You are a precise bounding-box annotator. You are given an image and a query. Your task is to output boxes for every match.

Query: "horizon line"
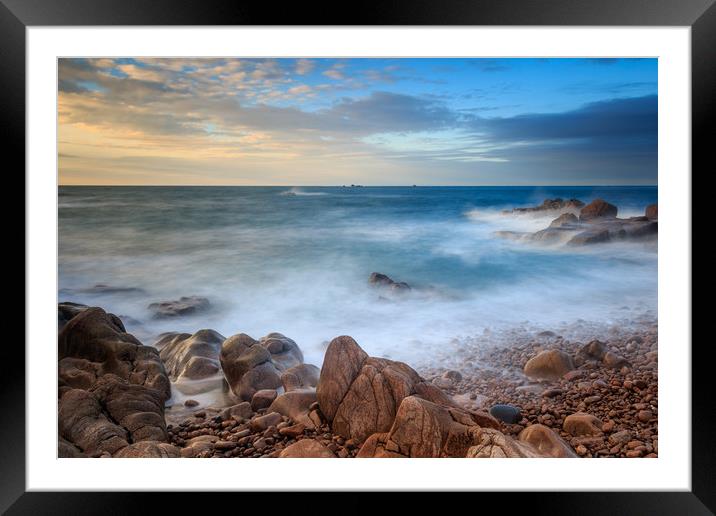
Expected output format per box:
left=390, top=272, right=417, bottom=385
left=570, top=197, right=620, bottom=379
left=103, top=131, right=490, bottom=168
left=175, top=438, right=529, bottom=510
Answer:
left=57, top=184, right=659, bottom=188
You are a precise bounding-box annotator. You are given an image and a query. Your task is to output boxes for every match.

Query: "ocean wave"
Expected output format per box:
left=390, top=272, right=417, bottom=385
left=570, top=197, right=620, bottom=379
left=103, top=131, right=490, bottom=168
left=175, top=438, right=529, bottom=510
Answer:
left=279, top=187, right=327, bottom=197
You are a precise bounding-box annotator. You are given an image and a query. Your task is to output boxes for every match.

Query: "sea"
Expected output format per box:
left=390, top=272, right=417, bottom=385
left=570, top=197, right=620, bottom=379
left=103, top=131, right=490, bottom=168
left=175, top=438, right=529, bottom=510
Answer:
left=58, top=185, right=657, bottom=367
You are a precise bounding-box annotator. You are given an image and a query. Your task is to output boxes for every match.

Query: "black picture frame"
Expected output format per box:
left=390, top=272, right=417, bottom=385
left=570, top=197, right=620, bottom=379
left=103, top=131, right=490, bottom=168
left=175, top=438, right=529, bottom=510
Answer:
left=4, top=0, right=708, bottom=512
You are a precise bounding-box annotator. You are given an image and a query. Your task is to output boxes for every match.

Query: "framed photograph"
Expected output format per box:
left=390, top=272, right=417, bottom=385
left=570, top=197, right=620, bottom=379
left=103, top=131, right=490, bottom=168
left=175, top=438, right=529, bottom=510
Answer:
left=8, top=0, right=708, bottom=511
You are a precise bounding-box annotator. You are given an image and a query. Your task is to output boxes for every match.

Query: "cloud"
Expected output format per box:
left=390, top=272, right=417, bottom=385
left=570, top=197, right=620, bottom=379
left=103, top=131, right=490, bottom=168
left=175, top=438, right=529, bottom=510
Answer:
left=57, top=58, right=657, bottom=185
left=295, top=59, right=315, bottom=75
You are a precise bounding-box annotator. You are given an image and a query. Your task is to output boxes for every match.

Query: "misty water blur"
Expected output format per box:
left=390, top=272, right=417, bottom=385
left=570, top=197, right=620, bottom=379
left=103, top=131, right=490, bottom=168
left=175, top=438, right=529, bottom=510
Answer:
left=58, top=186, right=657, bottom=367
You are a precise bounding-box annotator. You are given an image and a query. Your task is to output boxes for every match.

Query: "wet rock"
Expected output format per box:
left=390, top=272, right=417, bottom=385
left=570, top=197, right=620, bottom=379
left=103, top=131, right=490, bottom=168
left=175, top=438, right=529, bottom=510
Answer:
left=58, top=302, right=89, bottom=331
left=508, top=198, right=584, bottom=215
left=575, top=340, right=608, bottom=364
left=568, top=229, right=611, bottom=246
left=219, top=402, right=253, bottom=421
left=357, top=396, right=494, bottom=458
left=518, top=424, right=577, bottom=458
left=603, top=351, right=631, bottom=369
left=280, top=363, right=320, bottom=392
left=579, top=199, right=618, bottom=221
left=155, top=329, right=224, bottom=381
left=549, top=213, right=579, bottom=228
left=489, top=404, right=522, bottom=424
left=57, top=306, right=171, bottom=456
left=220, top=333, right=282, bottom=401
left=316, top=336, right=466, bottom=442
left=258, top=333, right=304, bottom=370
left=251, top=389, right=278, bottom=411
left=184, top=399, right=199, bottom=407
left=563, top=413, right=603, bottom=436
left=637, top=410, right=653, bottom=422
left=466, top=428, right=546, bottom=458
left=368, top=272, right=411, bottom=293
left=268, top=389, right=318, bottom=428
left=250, top=412, right=282, bottom=432
left=279, top=439, right=336, bottom=458
left=523, top=349, right=575, bottom=381
left=148, top=296, right=210, bottom=318
left=114, top=441, right=180, bottom=458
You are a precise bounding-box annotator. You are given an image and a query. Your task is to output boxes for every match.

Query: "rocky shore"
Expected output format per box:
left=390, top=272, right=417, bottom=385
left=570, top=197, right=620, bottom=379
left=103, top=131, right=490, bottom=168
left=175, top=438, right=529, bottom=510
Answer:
left=57, top=298, right=657, bottom=459
left=496, top=198, right=658, bottom=247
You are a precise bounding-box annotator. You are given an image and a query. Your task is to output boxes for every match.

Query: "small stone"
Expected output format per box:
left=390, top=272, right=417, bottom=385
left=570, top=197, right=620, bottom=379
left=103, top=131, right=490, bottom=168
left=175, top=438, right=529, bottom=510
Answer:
left=184, top=399, right=199, bottom=407
left=278, top=423, right=306, bottom=438
left=637, top=410, right=653, bottom=423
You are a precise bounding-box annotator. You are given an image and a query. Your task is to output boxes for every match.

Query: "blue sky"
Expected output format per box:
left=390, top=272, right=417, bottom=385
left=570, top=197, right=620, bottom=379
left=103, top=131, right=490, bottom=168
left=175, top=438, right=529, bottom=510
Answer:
left=58, top=58, right=657, bottom=185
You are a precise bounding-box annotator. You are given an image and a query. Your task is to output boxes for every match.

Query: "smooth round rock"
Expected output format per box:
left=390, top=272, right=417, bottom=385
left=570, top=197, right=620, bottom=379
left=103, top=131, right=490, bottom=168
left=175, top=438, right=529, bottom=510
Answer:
left=489, top=404, right=522, bottom=424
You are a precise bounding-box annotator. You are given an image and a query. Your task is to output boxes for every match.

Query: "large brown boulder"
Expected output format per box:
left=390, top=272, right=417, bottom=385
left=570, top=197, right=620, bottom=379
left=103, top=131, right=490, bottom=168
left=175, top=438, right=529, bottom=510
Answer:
left=58, top=389, right=129, bottom=456
left=257, top=333, right=304, bottom=370
left=549, top=213, right=579, bottom=228
left=645, top=204, right=658, bottom=220
left=155, top=329, right=224, bottom=381
left=518, top=424, right=577, bottom=457
left=316, top=336, right=467, bottom=442
left=114, top=441, right=181, bottom=458
left=579, top=199, right=618, bottom=221
left=523, top=349, right=575, bottom=381
left=57, top=306, right=172, bottom=458
left=58, top=302, right=89, bottom=331
left=220, top=332, right=304, bottom=401
left=281, top=363, right=320, bottom=392
left=357, top=396, right=500, bottom=458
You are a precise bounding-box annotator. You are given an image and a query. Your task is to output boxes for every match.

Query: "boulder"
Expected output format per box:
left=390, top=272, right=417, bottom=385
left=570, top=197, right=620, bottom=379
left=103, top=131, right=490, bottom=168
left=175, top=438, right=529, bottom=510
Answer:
left=258, top=333, right=304, bottom=370
left=563, top=413, right=603, bottom=436
left=510, top=198, right=584, bottom=215
left=58, top=389, right=129, bottom=456
left=268, top=389, right=318, bottom=428
left=58, top=437, right=86, bottom=458
left=549, top=213, right=579, bottom=228
left=575, top=340, right=608, bottom=365
left=220, top=333, right=283, bottom=400
left=279, top=439, right=336, bottom=458
left=219, top=402, right=253, bottom=421
left=368, top=272, right=411, bottom=293
left=249, top=411, right=283, bottom=432
left=281, top=363, right=320, bottom=392
left=645, top=204, right=658, bottom=220
left=155, top=329, right=224, bottom=381
left=466, top=428, right=546, bottom=458
left=114, top=441, right=181, bottom=458
left=568, top=228, right=611, bottom=246
left=147, top=296, right=210, bottom=318
left=58, top=302, right=89, bottom=331
left=251, top=389, right=279, bottom=411
left=57, top=306, right=172, bottom=457
left=579, top=199, right=618, bottom=221
left=316, top=336, right=466, bottom=442
left=518, top=424, right=577, bottom=457
left=523, top=349, right=575, bottom=381
left=356, top=396, right=498, bottom=458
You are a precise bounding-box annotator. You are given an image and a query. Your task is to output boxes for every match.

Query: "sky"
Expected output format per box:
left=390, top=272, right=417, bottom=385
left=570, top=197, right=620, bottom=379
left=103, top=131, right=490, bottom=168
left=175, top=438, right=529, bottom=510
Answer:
left=58, top=58, right=657, bottom=186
